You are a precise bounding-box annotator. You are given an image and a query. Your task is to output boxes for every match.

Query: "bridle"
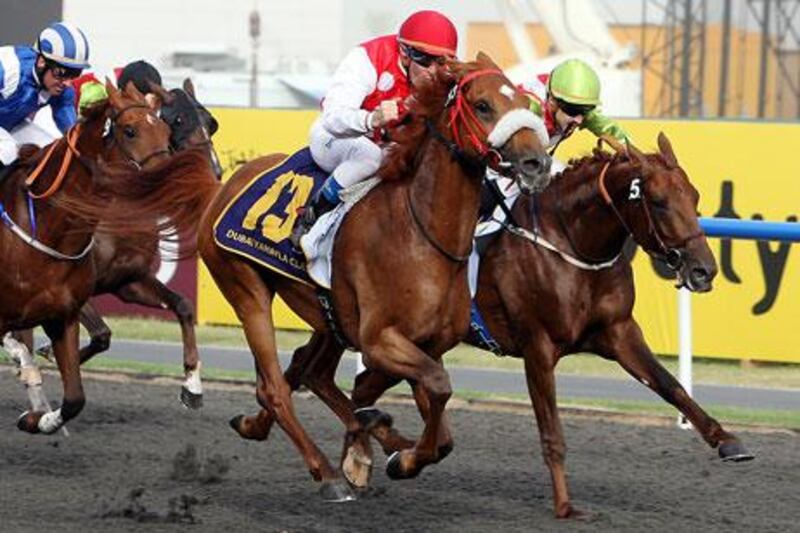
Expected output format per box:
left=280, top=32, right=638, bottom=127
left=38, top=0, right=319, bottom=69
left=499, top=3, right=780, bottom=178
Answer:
left=410, top=67, right=534, bottom=263
left=557, top=156, right=706, bottom=272
left=106, top=104, right=172, bottom=171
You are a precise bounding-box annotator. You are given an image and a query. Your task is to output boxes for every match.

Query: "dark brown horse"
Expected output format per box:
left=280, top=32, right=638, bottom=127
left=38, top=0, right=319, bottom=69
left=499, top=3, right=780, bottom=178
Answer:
left=346, top=134, right=753, bottom=518
left=0, top=81, right=171, bottom=433
left=197, top=54, right=551, bottom=500
left=27, top=79, right=221, bottom=409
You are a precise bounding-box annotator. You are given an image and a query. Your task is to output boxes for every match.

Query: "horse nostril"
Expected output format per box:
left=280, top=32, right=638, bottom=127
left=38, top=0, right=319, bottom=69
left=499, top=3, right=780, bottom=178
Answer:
left=691, top=267, right=709, bottom=284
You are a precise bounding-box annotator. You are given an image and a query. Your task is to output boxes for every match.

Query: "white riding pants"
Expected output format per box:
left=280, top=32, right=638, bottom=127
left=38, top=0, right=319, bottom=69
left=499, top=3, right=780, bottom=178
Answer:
left=308, top=118, right=382, bottom=188
left=0, top=120, right=59, bottom=166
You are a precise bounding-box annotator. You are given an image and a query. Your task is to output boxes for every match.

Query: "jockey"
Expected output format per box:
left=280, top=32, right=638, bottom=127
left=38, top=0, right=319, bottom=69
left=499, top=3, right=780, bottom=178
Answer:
left=291, top=10, right=458, bottom=244
left=521, top=58, right=630, bottom=153
left=483, top=58, right=631, bottom=221
left=0, top=22, right=90, bottom=167
left=73, top=60, right=163, bottom=112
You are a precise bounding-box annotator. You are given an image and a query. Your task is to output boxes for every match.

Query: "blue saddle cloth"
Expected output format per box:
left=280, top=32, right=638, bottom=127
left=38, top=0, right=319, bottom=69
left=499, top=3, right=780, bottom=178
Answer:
left=213, top=147, right=327, bottom=285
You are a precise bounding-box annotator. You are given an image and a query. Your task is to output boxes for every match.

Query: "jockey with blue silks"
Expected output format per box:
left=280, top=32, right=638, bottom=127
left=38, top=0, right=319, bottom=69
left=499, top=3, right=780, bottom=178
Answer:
left=291, top=10, right=459, bottom=244
left=0, top=22, right=90, bottom=167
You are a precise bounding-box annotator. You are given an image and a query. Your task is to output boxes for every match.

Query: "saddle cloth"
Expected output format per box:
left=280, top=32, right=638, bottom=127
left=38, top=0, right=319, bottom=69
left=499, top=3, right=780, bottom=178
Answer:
left=213, top=147, right=378, bottom=287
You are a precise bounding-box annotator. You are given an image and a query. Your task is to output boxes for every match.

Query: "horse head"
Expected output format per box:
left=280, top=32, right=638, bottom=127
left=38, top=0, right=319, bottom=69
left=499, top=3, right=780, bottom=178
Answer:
left=603, top=133, right=717, bottom=292
left=149, top=79, right=223, bottom=179
left=103, top=80, right=172, bottom=171
left=443, top=52, right=551, bottom=192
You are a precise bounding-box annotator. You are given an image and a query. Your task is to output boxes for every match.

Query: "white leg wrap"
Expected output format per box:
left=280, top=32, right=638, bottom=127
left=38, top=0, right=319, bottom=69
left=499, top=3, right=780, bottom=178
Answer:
left=183, top=363, right=203, bottom=395
left=38, top=408, right=64, bottom=434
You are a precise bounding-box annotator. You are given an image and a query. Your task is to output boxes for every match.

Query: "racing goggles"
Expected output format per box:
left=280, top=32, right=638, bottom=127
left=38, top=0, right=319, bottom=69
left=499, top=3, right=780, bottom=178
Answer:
left=555, top=98, right=596, bottom=118
left=402, top=45, right=445, bottom=68
left=47, top=62, right=83, bottom=81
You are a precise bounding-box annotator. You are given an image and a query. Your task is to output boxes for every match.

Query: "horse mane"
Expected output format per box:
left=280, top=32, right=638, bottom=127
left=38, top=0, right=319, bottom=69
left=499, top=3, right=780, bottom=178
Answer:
left=52, top=148, right=220, bottom=258
left=377, top=64, right=464, bottom=181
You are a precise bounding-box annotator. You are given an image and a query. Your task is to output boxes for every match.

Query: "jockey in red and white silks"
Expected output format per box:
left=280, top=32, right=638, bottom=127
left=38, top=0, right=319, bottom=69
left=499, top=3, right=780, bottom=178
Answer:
left=292, top=10, right=459, bottom=243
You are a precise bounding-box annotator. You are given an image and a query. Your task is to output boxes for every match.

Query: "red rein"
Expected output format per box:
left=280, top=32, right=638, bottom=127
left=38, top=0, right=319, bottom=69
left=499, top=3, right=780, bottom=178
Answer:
left=448, top=68, right=503, bottom=158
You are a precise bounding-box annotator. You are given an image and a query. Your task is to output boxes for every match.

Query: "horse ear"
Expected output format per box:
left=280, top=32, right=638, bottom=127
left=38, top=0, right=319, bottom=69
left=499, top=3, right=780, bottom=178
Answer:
left=124, top=81, right=146, bottom=102
left=183, top=78, right=196, bottom=98
left=105, top=79, right=122, bottom=108
left=476, top=51, right=499, bottom=70
left=144, top=93, right=161, bottom=112
left=148, top=81, right=175, bottom=105
left=657, top=131, right=679, bottom=168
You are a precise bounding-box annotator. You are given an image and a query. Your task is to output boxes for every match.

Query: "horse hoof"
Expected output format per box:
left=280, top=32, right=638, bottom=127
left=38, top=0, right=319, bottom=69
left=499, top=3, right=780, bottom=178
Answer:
left=385, top=451, right=418, bottom=480
left=180, top=387, right=203, bottom=410
left=35, top=345, right=54, bottom=362
left=719, top=440, right=755, bottom=462
left=319, top=479, right=357, bottom=503
left=16, top=411, right=41, bottom=434
left=354, top=407, right=393, bottom=431
left=342, top=446, right=373, bottom=488
left=556, top=503, right=591, bottom=521
left=229, top=414, right=270, bottom=441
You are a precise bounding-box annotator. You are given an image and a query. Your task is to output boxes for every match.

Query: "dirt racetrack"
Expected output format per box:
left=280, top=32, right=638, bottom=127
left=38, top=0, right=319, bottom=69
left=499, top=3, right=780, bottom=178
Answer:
left=0, top=368, right=797, bottom=532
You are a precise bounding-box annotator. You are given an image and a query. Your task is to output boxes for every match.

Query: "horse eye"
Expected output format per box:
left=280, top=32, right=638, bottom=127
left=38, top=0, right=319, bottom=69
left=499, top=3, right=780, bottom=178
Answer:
left=123, top=126, right=136, bottom=139
left=175, top=116, right=183, bottom=126
left=474, top=100, right=492, bottom=115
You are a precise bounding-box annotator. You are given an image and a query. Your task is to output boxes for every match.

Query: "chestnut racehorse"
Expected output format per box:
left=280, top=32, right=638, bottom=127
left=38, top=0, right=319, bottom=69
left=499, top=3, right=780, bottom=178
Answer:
left=346, top=134, right=754, bottom=517
left=0, top=82, right=171, bottom=434
left=197, top=54, right=551, bottom=500
left=27, top=80, right=221, bottom=409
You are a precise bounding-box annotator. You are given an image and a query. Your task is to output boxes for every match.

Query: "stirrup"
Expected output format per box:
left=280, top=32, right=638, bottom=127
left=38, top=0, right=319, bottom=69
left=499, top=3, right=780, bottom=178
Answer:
left=290, top=207, right=316, bottom=248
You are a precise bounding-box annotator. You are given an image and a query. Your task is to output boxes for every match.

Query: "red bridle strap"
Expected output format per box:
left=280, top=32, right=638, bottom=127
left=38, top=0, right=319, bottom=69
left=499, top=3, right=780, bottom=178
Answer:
left=448, top=68, right=503, bottom=158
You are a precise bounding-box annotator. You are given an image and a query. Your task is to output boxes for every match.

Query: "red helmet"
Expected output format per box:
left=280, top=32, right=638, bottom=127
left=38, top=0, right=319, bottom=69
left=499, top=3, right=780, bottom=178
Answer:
left=397, top=10, right=458, bottom=57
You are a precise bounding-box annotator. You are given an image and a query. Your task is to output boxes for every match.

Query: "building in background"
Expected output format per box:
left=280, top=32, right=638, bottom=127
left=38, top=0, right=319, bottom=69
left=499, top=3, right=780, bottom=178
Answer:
left=3, top=1, right=798, bottom=119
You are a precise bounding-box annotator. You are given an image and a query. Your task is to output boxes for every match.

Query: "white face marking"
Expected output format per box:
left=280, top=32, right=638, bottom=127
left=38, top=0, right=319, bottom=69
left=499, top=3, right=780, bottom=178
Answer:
left=499, top=84, right=515, bottom=101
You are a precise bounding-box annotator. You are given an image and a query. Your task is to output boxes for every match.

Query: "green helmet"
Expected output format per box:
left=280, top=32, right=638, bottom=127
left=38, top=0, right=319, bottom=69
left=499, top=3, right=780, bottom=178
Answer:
left=548, top=59, right=601, bottom=106
left=79, top=81, right=108, bottom=112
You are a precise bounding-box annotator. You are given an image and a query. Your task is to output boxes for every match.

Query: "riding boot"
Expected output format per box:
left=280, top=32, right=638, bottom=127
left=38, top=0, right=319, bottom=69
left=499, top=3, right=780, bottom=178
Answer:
left=290, top=189, right=339, bottom=247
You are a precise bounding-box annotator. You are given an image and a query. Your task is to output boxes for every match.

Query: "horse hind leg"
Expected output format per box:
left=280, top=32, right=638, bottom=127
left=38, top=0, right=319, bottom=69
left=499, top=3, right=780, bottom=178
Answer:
left=206, top=256, right=353, bottom=501
left=115, top=278, right=203, bottom=409
left=596, top=319, right=753, bottom=462
left=17, top=318, right=85, bottom=435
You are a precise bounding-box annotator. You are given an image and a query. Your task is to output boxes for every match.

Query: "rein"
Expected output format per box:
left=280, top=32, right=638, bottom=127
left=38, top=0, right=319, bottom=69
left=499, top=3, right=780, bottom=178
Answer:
left=406, top=188, right=471, bottom=263
left=24, top=124, right=82, bottom=200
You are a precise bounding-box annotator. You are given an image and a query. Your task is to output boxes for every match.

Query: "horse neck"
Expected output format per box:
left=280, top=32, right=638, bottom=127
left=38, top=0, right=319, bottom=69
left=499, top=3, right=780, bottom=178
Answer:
left=407, top=126, right=483, bottom=259
left=536, top=158, right=631, bottom=261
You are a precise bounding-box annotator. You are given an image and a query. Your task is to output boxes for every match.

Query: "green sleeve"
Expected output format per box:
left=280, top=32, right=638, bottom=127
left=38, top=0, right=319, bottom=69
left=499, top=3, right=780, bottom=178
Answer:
left=527, top=96, right=544, bottom=119
left=581, top=108, right=631, bottom=143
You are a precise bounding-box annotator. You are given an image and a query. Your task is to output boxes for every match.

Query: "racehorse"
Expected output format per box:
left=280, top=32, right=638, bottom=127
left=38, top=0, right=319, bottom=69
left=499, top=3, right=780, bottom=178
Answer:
left=0, top=81, right=217, bottom=435
left=345, top=134, right=754, bottom=518
left=197, top=54, right=551, bottom=500
left=27, top=79, right=221, bottom=409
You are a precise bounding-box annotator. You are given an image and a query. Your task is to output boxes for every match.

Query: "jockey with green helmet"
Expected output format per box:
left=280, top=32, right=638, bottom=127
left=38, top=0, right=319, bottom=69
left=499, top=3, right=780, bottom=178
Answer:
left=291, top=10, right=458, bottom=245
left=522, top=58, right=629, bottom=153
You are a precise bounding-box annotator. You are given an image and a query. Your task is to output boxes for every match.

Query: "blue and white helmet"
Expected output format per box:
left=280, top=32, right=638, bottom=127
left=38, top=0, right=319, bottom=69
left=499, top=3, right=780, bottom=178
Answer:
left=34, top=22, right=91, bottom=70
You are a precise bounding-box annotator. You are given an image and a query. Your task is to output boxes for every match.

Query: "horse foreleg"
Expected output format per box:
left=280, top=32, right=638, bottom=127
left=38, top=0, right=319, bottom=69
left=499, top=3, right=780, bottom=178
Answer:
left=17, top=317, right=84, bottom=435
left=361, top=327, right=452, bottom=480
left=351, top=369, right=415, bottom=455
left=4, top=332, right=57, bottom=416
left=115, top=278, right=203, bottom=409
left=522, top=341, right=580, bottom=519
left=595, top=319, right=753, bottom=461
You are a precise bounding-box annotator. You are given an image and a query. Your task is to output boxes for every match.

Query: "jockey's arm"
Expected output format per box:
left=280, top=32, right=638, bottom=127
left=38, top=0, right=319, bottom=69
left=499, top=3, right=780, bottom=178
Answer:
left=50, top=86, right=78, bottom=134
left=320, top=46, right=378, bottom=137
left=581, top=109, right=631, bottom=144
